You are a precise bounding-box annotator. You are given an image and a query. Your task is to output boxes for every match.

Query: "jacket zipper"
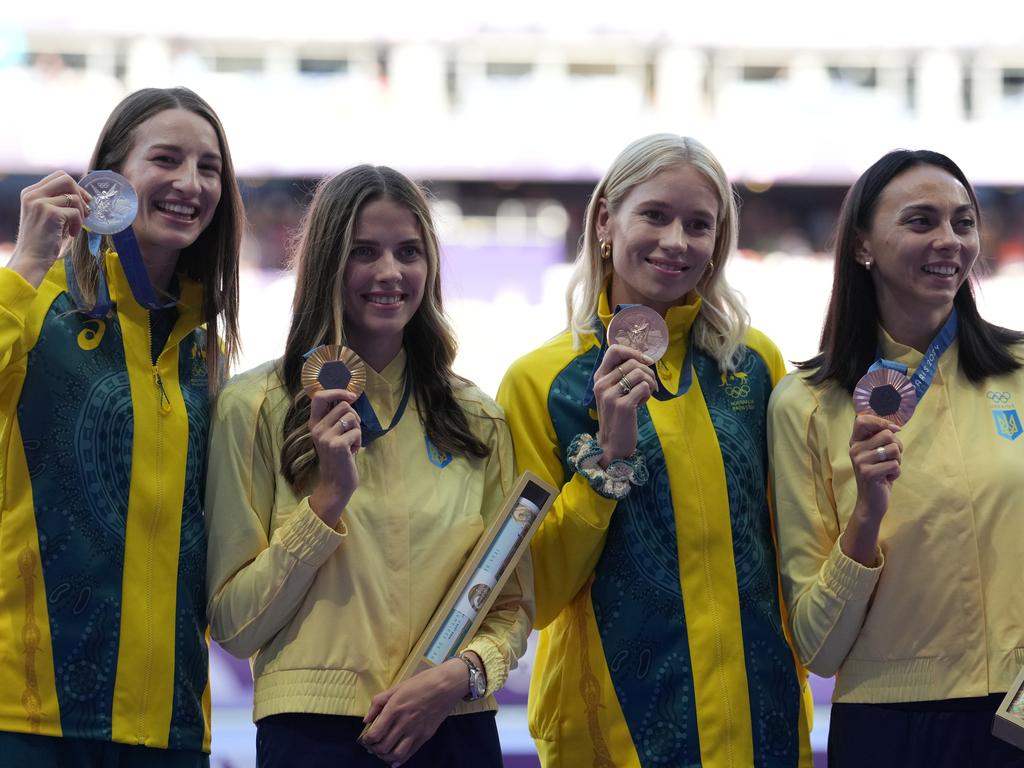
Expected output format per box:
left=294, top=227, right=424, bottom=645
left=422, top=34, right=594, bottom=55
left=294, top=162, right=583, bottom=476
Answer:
left=136, top=314, right=170, bottom=742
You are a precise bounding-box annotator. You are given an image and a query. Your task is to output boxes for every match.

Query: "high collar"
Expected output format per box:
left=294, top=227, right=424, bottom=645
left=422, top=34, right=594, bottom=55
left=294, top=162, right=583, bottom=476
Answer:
left=876, top=324, right=957, bottom=375
left=102, top=247, right=203, bottom=329
left=598, top=289, right=702, bottom=392
left=362, top=347, right=408, bottom=421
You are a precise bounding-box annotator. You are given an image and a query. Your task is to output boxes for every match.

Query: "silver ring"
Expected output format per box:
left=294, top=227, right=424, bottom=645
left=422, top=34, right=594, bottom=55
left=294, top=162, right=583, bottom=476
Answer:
left=618, top=375, right=632, bottom=396
left=876, top=445, right=887, bottom=462
left=64, top=193, right=74, bottom=208
left=340, top=417, right=351, bottom=431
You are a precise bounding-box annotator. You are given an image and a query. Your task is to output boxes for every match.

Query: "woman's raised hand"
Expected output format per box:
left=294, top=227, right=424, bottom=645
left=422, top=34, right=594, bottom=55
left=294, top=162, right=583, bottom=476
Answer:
left=592, top=344, right=659, bottom=465
left=8, top=172, right=91, bottom=288
left=841, top=413, right=903, bottom=566
left=307, top=388, right=362, bottom=527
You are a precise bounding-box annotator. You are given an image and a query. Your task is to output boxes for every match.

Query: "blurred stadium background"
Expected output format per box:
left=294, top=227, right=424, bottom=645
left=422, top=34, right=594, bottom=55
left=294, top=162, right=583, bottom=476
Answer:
left=3, top=3, right=1023, bottom=766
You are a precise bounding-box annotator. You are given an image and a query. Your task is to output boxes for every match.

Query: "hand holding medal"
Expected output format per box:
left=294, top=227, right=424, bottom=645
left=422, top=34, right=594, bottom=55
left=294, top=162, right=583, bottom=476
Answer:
left=65, top=169, right=177, bottom=316
left=6, top=171, right=91, bottom=289
left=591, top=306, right=662, bottom=463
left=303, top=345, right=367, bottom=526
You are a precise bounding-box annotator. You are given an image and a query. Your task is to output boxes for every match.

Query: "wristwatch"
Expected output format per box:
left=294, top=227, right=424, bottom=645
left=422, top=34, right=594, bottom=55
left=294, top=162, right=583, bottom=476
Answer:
left=455, top=652, right=486, bottom=701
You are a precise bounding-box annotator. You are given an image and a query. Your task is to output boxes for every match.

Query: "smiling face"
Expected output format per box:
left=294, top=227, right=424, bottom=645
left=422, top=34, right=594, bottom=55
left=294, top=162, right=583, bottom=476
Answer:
left=341, top=197, right=429, bottom=368
left=857, top=163, right=979, bottom=328
left=597, top=164, right=720, bottom=315
left=117, top=108, right=223, bottom=264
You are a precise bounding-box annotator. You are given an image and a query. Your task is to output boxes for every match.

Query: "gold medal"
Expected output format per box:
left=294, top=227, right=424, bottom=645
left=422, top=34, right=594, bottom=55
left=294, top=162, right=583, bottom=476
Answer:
left=301, top=345, right=367, bottom=398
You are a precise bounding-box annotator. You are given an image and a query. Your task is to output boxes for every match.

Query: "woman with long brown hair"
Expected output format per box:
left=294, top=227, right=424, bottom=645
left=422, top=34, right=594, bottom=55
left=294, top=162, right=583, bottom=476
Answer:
left=205, top=165, right=533, bottom=767
left=0, top=86, right=243, bottom=766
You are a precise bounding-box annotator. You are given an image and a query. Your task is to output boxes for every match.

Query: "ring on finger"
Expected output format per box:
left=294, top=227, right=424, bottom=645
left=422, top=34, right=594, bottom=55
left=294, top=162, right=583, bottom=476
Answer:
left=64, top=193, right=74, bottom=208
left=339, top=417, right=351, bottom=431
left=876, top=445, right=887, bottom=462
left=618, top=373, right=632, bottom=396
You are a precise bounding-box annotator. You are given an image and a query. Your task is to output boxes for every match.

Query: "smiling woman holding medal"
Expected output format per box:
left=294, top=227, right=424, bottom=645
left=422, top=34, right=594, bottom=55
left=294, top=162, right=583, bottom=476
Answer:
left=496, top=134, right=812, bottom=767
left=769, top=150, right=1024, bottom=767
left=0, top=87, right=243, bottom=767
left=204, top=165, right=533, bottom=768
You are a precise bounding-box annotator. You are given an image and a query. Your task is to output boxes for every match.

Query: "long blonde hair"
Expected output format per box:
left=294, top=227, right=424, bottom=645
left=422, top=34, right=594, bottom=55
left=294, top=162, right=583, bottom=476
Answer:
left=567, top=133, right=749, bottom=372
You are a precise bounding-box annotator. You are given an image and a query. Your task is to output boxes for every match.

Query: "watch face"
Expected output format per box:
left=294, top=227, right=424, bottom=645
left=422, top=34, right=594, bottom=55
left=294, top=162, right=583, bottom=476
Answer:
left=459, top=653, right=486, bottom=700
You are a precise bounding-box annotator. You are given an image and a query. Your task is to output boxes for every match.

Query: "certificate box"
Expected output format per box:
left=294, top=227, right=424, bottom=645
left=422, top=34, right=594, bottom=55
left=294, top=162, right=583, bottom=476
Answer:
left=994, top=666, right=1024, bottom=751
left=391, top=470, right=556, bottom=685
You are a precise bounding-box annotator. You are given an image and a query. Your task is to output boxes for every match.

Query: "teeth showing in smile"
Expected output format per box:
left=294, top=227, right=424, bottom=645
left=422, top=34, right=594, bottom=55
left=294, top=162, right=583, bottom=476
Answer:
left=648, top=259, right=684, bottom=273
left=155, top=201, right=197, bottom=218
left=923, top=264, right=957, bottom=276
left=367, top=295, right=402, bottom=305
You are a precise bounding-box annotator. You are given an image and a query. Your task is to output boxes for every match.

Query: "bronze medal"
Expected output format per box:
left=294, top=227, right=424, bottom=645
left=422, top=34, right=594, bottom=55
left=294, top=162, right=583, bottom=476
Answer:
left=853, top=367, right=918, bottom=426
left=607, top=305, right=669, bottom=362
left=301, top=345, right=367, bottom=398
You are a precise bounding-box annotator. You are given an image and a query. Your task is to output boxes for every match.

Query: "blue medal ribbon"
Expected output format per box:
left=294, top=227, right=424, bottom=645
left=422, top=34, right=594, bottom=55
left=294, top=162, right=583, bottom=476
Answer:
left=354, top=375, right=412, bottom=447
left=65, top=176, right=176, bottom=315
left=583, top=304, right=694, bottom=406
left=868, top=309, right=958, bottom=401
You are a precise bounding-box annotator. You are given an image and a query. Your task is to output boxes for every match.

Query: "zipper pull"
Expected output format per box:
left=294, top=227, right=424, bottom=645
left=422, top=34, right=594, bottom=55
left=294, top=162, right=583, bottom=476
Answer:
left=154, top=371, right=172, bottom=413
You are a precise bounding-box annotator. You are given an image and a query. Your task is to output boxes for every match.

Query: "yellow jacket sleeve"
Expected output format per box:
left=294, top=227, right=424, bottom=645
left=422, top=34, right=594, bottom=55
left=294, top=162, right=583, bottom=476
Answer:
left=767, top=373, right=884, bottom=677
left=497, top=350, right=617, bottom=630
left=0, top=267, right=40, bottom=370
left=463, top=409, right=535, bottom=696
left=205, top=372, right=345, bottom=659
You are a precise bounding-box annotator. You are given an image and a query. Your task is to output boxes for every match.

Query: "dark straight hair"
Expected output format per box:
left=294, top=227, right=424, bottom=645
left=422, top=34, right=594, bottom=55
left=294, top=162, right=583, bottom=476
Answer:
left=800, top=149, right=1023, bottom=392
left=67, top=87, right=244, bottom=390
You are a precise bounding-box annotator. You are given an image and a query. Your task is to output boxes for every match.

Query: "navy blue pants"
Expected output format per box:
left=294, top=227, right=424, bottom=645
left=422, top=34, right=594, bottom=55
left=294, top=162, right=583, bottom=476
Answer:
left=829, top=694, right=1024, bottom=768
left=256, top=711, right=503, bottom=768
left=0, top=731, right=208, bottom=768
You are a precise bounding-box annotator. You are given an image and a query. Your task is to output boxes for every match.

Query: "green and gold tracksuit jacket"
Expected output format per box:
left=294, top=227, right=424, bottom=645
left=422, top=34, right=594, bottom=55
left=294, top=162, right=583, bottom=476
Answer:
left=497, top=293, right=812, bottom=768
left=0, top=253, right=211, bottom=752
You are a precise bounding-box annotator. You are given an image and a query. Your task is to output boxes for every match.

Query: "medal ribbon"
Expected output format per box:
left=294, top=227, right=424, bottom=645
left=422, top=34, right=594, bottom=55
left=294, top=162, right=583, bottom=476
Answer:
left=583, top=304, right=694, bottom=406
left=65, top=180, right=175, bottom=315
left=354, top=375, right=412, bottom=447
left=868, top=309, right=958, bottom=401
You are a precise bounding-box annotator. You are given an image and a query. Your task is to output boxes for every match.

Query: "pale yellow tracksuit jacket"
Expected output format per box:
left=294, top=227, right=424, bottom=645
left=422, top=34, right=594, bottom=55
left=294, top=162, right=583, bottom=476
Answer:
left=205, top=350, right=534, bottom=721
left=769, top=332, right=1024, bottom=703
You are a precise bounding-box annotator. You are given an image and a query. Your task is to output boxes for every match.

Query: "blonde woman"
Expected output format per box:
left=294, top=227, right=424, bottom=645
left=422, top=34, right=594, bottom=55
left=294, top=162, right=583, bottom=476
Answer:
left=205, top=165, right=533, bottom=768
left=497, top=134, right=811, bottom=767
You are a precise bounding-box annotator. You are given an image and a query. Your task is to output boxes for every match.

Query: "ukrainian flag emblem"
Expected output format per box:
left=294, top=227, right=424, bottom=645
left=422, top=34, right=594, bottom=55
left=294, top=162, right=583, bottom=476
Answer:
left=425, top=435, right=453, bottom=468
left=994, top=409, right=1022, bottom=441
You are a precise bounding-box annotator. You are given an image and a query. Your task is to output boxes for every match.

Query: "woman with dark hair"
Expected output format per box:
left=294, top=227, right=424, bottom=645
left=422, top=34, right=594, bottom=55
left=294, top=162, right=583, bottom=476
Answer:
left=498, top=134, right=812, bottom=767
left=205, top=165, right=533, bottom=768
left=0, top=87, right=243, bottom=766
left=769, top=149, right=1024, bottom=767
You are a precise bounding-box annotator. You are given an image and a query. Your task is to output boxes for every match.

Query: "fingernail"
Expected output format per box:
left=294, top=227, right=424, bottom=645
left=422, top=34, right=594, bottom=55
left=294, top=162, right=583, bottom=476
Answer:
left=641, top=354, right=655, bottom=365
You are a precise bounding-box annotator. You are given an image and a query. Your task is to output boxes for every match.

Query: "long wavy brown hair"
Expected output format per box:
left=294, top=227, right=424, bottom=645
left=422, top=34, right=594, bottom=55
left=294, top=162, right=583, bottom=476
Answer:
left=279, top=165, right=489, bottom=488
left=66, top=87, right=244, bottom=389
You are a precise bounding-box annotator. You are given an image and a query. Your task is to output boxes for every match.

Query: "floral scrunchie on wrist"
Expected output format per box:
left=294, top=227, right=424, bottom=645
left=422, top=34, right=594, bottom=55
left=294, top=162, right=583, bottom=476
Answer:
left=567, top=433, right=649, bottom=500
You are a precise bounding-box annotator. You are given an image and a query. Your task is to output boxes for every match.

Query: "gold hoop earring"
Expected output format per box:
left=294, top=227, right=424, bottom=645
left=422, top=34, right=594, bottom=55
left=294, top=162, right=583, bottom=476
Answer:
left=600, top=240, right=612, bottom=260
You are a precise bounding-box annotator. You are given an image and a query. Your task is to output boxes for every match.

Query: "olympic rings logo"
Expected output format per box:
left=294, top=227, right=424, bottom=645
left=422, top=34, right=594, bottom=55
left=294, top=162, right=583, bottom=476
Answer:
left=725, top=385, right=751, bottom=398
left=987, top=391, right=1012, bottom=404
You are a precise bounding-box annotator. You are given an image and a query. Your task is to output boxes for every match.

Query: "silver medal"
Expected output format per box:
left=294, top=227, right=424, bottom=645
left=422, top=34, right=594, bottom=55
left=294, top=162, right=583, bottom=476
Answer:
left=81, top=170, right=138, bottom=235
